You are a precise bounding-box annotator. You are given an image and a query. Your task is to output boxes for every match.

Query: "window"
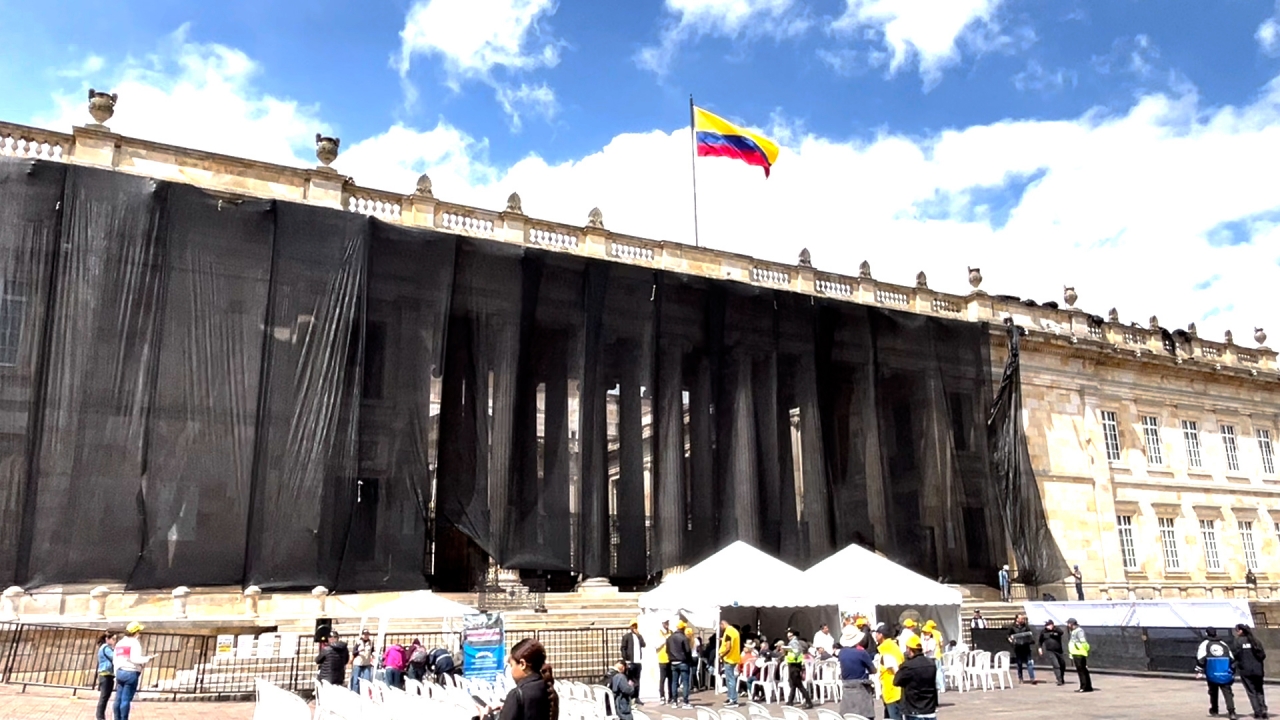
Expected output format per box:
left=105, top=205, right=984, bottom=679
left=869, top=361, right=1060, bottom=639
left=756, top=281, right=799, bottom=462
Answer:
left=1199, top=519, right=1221, bottom=571
left=1182, top=420, right=1203, bottom=469
left=1240, top=521, right=1260, bottom=571
left=0, top=281, right=25, bottom=367
left=1117, top=515, right=1138, bottom=570
left=1260, top=429, right=1276, bottom=476
left=1142, top=416, right=1164, bottom=465
left=1158, top=517, right=1181, bottom=571
left=1101, top=411, right=1122, bottom=462
left=1221, top=425, right=1240, bottom=473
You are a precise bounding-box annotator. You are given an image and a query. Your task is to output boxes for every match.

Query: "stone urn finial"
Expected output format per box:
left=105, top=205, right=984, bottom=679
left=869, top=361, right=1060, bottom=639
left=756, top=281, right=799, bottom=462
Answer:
left=1149, top=315, right=1159, bottom=330
left=915, top=271, right=928, bottom=289
left=505, top=192, right=523, bottom=214
left=414, top=174, right=433, bottom=198
left=314, top=133, right=340, bottom=167
left=1255, top=327, right=1267, bottom=346
left=87, top=89, right=117, bottom=126
left=587, top=207, right=604, bottom=229
left=1063, top=286, right=1078, bottom=308
left=798, top=248, right=812, bottom=267
left=1188, top=322, right=1198, bottom=338
left=968, top=267, right=982, bottom=290
left=1225, top=329, right=1234, bottom=345
left=858, top=260, right=872, bottom=279
left=1107, top=308, right=1119, bottom=323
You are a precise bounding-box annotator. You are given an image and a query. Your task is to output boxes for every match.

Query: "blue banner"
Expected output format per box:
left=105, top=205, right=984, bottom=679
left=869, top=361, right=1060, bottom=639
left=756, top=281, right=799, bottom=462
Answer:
left=463, top=612, right=505, bottom=681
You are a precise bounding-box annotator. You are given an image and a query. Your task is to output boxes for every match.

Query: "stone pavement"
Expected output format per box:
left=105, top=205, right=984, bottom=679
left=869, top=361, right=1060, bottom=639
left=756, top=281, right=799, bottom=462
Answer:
left=0, top=674, right=1242, bottom=720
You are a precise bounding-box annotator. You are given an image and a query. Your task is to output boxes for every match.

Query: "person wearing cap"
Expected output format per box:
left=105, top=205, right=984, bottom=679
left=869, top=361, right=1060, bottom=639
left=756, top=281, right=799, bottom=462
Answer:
left=317, top=630, right=350, bottom=689
left=874, top=623, right=906, bottom=720
left=1066, top=618, right=1094, bottom=693
left=620, top=620, right=646, bottom=705
left=784, top=629, right=814, bottom=709
left=1038, top=620, right=1066, bottom=686
left=1198, top=627, right=1239, bottom=718
left=838, top=625, right=876, bottom=718
left=113, top=622, right=152, bottom=720
left=921, top=620, right=945, bottom=694
left=898, top=618, right=920, bottom=654
left=853, top=616, right=874, bottom=652
left=351, top=629, right=375, bottom=692
left=894, top=634, right=939, bottom=720
left=666, top=620, right=693, bottom=708
left=657, top=620, right=672, bottom=705
left=719, top=619, right=742, bottom=708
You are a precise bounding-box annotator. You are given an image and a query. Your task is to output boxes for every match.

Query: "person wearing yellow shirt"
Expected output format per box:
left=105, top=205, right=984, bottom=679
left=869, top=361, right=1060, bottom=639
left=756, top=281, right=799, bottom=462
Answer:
left=657, top=620, right=672, bottom=705
left=874, top=623, right=906, bottom=720
left=922, top=620, right=946, bottom=695
left=718, top=620, right=742, bottom=708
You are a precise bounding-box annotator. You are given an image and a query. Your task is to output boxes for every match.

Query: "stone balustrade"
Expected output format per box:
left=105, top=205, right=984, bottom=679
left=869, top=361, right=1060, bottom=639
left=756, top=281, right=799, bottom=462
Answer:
left=0, top=117, right=1274, bottom=380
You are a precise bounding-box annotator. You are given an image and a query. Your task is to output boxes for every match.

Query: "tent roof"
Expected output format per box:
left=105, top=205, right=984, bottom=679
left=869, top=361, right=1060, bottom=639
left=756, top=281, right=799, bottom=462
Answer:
left=639, top=541, right=836, bottom=610
left=361, top=590, right=478, bottom=620
left=804, top=543, right=963, bottom=607
left=1025, top=600, right=1253, bottom=629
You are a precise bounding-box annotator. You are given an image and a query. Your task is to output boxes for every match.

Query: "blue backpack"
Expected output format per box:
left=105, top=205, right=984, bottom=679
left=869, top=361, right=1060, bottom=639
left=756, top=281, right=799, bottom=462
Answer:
left=1204, top=640, right=1234, bottom=685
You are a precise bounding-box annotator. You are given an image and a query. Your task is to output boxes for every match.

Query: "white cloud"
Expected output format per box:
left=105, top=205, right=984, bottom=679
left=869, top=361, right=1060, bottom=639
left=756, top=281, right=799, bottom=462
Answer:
left=1259, top=16, right=1280, bottom=57
left=829, top=0, right=1014, bottom=86
left=1013, top=60, right=1077, bottom=93
left=26, top=30, right=1280, bottom=342
left=638, top=0, right=810, bottom=75
left=397, top=0, right=561, bottom=128
left=55, top=54, right=105, bottom=78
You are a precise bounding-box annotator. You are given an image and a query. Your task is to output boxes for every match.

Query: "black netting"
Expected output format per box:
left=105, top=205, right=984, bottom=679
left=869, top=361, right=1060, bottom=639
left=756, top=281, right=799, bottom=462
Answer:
left=0, top=157, right=1065, bottom=591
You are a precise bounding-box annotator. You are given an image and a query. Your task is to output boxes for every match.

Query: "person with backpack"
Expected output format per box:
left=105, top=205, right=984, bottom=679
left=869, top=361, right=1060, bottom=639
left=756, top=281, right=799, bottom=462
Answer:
left=407, top=639, right=429, bottom=682
left=1233, top=624, right=1268, bottom=719
left=94, top=631, right=117, bottom=720
left=1198, top=627, right=1239, bottom=719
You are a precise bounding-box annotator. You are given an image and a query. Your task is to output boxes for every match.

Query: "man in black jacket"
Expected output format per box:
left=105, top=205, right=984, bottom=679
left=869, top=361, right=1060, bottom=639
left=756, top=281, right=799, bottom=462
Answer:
left=1038, top=620, right=1067, bottom=686
left=315, top=631, right=350, bottom=687
left=1007, top=614, right=1037, bottom=684
left=666, top=623, right=693, bottom=708
left=894, top=635, right=938, bottom=720
left=621, top=621, right=646, bottom=705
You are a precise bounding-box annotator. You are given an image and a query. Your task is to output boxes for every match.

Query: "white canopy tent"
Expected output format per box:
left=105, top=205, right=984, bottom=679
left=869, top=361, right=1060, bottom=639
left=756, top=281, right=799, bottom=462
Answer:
left=638, top=542, right=840, bottom=702
left=804, top=543, right=964, bottom=646
left=1024, top=600, right=1254, bottom=629
left=358, top=590, right=479, bottom=652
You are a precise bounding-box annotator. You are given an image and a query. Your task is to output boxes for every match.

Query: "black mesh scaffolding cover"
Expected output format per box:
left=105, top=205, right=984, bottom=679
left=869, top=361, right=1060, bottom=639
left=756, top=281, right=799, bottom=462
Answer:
left=0, top=157, right=1066, bottom=590
left=988, top=322, right=1071, bottom=585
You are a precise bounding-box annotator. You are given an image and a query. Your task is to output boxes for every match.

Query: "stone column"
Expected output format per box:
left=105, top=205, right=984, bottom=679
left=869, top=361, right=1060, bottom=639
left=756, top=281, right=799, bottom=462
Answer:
left=90, top=587, right=111, bottom=620
left=172, top=586, right=191, bottom=619
left=243, top=586, right=262, bottom=618
left=1, top=586, right=23, bottom=621
left=312, top=586, right=329, bottom=614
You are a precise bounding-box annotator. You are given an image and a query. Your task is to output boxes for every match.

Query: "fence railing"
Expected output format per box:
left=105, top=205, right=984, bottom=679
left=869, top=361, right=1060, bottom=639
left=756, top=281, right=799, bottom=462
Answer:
left=1, top=621, right=628, bottom=696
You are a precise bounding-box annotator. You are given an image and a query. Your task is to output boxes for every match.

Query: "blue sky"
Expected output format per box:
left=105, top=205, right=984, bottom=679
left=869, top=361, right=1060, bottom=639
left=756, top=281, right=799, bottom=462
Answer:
left=4, top=0, right=1280, bottom=337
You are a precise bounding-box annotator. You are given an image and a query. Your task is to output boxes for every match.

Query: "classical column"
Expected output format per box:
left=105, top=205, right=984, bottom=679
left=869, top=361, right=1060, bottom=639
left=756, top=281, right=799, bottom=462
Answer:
left=654, top=342, right=686, bottom=570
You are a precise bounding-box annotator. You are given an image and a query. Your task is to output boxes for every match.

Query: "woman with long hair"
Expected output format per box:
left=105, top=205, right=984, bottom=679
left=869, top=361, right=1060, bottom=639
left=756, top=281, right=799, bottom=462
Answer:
left=94, top=631, right=118, bottom=720
left=1233, top=624, right=1269, bottom=719
left=499, top=638, right=559, bottom=720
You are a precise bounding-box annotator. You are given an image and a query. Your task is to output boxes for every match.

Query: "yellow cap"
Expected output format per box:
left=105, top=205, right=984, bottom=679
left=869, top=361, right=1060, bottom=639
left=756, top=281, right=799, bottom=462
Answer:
left=906, top=635, right=923, bottom=650
left=126, top=621, right=145, bottom=635
left=629, top=619, right=638, bottom=627
left=903, top=619, right=917, bottom=628
left=677, top=621, right=688, bottom=630
left=855, top=616, right=868, bottom=627
left=923, top=620, right=936, bottom=630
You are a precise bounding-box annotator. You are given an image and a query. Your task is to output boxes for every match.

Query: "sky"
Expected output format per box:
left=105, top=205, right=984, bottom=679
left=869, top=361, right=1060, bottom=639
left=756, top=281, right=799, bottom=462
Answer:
left=3, top=0, right=1280, bottom=341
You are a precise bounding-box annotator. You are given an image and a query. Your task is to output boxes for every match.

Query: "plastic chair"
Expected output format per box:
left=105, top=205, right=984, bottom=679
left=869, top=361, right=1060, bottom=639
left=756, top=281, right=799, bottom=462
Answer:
left=719, top=710, right=749, bottom=720
left=816, top=709, right=843, bottom=720
left=744, top=701, right=771, bottom=718
left=964, top=651, right=992, bottom=692
left=781, top=707, right=809, bottom=720
left=634, top=709, right=655, bottom=720
left=842, top=715, right=872, bottom=720
left=750, top=661, right=781, bottom=704
left=812, top=660, right=841, bottom=704
left=697, top=707, right=721, bottom=720
left=991, top=651, right=1013, bottom=690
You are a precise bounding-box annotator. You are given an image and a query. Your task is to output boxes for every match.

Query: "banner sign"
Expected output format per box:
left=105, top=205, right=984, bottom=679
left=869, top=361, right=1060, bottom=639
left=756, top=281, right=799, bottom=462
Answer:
left=216, top=635, right=235, bottom=658
left=462, top=612, right=505, bottom=681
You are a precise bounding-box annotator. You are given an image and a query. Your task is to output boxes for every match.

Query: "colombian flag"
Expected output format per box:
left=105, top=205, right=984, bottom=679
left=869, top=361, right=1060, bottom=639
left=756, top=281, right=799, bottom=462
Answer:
left=693, top=106, right=780, bottom=178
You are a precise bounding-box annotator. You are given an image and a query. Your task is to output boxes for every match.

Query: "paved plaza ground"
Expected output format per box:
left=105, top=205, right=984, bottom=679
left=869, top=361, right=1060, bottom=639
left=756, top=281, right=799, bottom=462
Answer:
left=0, top=674, right=1256, bottom=720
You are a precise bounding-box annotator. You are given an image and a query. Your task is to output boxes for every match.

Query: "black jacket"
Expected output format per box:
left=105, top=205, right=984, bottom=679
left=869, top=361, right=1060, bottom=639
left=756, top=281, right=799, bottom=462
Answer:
left=666, top=631, right=692, bottom=664
left=893, top=654, right=939, bottom=716
left=1235, top=636, right=1267, bottom=678
left=499, top=674, right=554, bottom=720
left=1038, top=627, right=1064, bottom=654
left=621, top=631, right=646, bottom=663
left=315, top=641, right=349, bottom=685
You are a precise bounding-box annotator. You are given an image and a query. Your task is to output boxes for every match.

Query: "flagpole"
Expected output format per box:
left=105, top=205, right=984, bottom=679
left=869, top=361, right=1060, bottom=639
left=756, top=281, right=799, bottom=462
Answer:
left=688, top=94, right=701, bottom=248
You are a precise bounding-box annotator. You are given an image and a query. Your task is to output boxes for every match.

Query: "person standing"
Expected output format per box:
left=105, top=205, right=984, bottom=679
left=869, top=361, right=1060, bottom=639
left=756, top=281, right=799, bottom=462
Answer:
left=407, top=639, right=429, bottom=682
left=113, top=622, right=152, bottom=720
left=1066, top=618, right=1094, bottom=693
left=666, top=622, right=693, bottom=708
left=1007, top=614, right=1037, bottom=684
left=921, top=620, right=945, bottom=695
left=382, top=641, right=407, bottom=690
left=350, top=630, right=374, bottom=692
left=1073, top=566, right=1085, bottom=601
left=1198, top=628, right=1239, bottom=719
left=499, top=639, right=558, bottom=720
left=657, top=620, right=672, bottom=705
left=874, top=623, right=906, bottom=720
left=609, top=660, right=636, bottom=720
left=784, top=629, right=814, bottom=710
left=893, top=636, right=938, bottom=720
left=837, top=626, right=876, bottom=719
left=719, top=619, right=742, bottom=709
left=970, top=610, right=987, bottom=630
left=998, top=565, right=1012, bottom=603
left=1038, top=620, right=1067, bottom=686
left=316, top=631, right=350, bottom=688
left=95, top=632, right=117, bottom=720
left=813, top=623, right=835, bottom=657
left=1232, top=624, right=1268, bottom=719
left=620, top=620, right=646, bottom=705
left=898, top=619, right=920, bottom=653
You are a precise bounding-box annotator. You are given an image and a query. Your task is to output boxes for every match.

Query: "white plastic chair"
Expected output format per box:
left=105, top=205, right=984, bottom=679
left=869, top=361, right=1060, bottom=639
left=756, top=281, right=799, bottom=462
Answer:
left=750, top=661, right=781, bottom=704
left=816, top=709, right=843, bottom=720
left=991, top=651, right=1013, bottom=690
left=634, top=709, right=655, bottom=720
left=697, top=707, right=721, bottom=720
left=744, top=701, right=771, bottom=718
left=945, top=650, right=969, bottom=692
left=964, top=651, right=992, bottom=692
left=720, top=710, right=749, bottom=720
left=842, top=715, right=872, bottom=720
left=781, top=706, right=809, bottom=720
left=253, top=679, right=311, bottom=720
left=813, top=660, right=842, bottom=704
left=591, top=684, right=617, bottom=720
